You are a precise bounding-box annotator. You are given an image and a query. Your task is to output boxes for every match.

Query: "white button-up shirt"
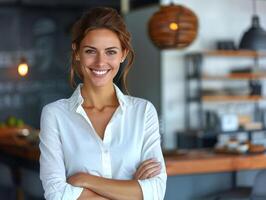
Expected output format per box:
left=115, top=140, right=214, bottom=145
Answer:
left=39, top=84, right=167, bottom=200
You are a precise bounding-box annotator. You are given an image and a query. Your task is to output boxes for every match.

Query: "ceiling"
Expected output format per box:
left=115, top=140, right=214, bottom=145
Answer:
left=0, top=0, right=159, bottom=10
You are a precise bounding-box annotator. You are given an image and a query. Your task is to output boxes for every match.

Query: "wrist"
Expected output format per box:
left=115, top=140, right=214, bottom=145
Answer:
left=83, top=173, right=93, bottom=189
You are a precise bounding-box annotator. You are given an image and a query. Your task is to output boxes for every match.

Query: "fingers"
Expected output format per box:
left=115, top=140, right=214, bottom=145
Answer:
left=138, top=160, right=161, bottom=179
left=137, top=159, right=157, bottom=173
left=146, top=165, right=161, bottom=178
left=134, top=159, right=162, bottom=180
left=138, top=162, right=161, bottom=180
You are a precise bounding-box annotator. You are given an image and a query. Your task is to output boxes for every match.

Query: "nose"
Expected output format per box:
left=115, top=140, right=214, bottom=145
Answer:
left=95, top=53, right=106, bottom=67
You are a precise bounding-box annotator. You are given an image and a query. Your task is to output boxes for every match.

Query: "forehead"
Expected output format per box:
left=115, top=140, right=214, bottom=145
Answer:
left=81, top=28, right=122, bottom=48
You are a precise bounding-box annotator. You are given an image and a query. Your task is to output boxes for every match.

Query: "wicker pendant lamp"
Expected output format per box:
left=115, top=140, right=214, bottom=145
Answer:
left=148, top=3, right=198, bottom=49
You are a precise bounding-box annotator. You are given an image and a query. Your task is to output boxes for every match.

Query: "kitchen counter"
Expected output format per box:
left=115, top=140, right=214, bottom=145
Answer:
left=1, top=138, right=266, bottom=177
left=165, top=149, right=266, bottom=176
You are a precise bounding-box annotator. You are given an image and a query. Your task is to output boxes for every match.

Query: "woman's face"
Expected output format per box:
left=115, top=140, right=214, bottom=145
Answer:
left=76, top=28, right=126, bottom=88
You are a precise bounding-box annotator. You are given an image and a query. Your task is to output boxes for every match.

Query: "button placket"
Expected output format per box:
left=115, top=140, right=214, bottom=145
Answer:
left=101, top=108, right=117, bottom=178
left=102, top=146, right=112, bottom=178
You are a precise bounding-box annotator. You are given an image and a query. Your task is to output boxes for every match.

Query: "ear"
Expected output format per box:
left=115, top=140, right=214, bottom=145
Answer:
left=121, top=49, right=129, bottom=63
left=72, top=43, right=80, bottom=61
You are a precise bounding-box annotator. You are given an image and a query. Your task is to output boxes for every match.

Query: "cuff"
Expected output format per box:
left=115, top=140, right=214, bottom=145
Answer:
left=137, top=179, right=151, bottom=200
left=62, top=184, right=84, bottom=200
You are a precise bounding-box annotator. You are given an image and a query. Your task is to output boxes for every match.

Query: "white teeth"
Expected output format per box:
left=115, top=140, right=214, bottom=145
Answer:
left=91, top=69, right=108, bottom=75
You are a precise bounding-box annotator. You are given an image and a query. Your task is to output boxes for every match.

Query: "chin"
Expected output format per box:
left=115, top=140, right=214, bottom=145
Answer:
left=92, top=82, right=110, bottom=88
left=88, top=78, right=113, bottom=88
left=83, top=70, right=117, bottom=88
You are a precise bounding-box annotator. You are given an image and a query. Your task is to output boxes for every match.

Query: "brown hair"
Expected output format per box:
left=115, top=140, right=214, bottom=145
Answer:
left=70, top=7, right=134, bottom=93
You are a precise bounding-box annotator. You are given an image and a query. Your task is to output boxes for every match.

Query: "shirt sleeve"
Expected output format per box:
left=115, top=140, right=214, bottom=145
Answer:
left=137, top=102, right=167, bottom=200
left=39, top=105, right=83, bottom=200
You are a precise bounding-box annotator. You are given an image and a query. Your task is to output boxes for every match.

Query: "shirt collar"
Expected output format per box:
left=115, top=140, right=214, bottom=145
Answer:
left=69, top=83, right=127, bottom=112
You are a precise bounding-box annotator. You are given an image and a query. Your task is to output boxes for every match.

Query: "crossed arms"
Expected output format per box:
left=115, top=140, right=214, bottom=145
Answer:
left=68, top=159, right=162, bottom=200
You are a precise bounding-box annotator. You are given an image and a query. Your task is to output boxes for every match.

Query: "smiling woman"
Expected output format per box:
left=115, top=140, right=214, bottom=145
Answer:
left=74, top=28, right=125, bottom=88
left=39, top=7, right=167, bottom=200
left=70, top=7, right=134, bottom=93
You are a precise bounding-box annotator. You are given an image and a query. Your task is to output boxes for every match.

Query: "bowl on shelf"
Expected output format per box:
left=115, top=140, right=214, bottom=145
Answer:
left=215, top=140, right=266, bottom=154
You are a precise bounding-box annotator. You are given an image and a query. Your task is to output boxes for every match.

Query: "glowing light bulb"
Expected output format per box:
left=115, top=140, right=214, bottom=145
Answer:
left=17, top=58, right=29, bottom=77
left=169, top=22, right=178, bottom=31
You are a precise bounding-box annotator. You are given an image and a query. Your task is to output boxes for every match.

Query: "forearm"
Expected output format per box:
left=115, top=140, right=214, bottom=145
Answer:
left=84, top=175, right=143, bottom=200
left=78, top=188, right=110, bottom=200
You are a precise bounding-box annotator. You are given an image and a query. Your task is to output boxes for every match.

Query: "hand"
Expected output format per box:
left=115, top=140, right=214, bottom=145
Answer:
left=67, top=172, right=90, bottom=188
left=134, top=159, right=161, bottom=180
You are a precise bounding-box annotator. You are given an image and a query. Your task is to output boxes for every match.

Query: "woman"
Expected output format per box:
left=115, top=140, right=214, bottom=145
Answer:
left=39, top=7, right=167, bottom=200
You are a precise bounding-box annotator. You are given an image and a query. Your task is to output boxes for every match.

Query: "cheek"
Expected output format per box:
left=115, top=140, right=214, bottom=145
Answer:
left=79, top=54, right=121, bottom=70
left=109, top=62, right=121, bottom=77
left=112, top=60, right=121, bottom=68
left=110, top=56, right=123, bottom=65
left=80, top=55, right=94, bottom=65
left=111, top=61, right=121, bottom=74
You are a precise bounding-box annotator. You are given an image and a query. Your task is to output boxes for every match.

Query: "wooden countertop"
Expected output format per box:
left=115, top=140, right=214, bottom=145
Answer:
left=1, top=134, right=266, bottom=177
left=165, top=149, right=266, bottom=176
left=0, top=127, right=40, bottom=161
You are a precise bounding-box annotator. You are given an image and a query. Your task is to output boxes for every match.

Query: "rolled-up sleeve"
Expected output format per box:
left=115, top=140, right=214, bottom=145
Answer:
left=39, top=105, right=83, bottom=200
left=137, top=102, right=167, bottom=200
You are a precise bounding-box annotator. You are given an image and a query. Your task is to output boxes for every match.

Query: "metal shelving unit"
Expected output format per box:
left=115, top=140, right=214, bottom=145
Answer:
left=184, top=50, right=266, bottom=147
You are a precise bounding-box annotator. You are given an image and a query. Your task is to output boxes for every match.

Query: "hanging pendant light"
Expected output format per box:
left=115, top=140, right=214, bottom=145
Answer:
left=148, top=3, right=198, bottom=49
left=17, top=57, right=29, bottom=77
left=17, top=3, right=29, bottom=77
left=239, top=0, right=266, bottom=50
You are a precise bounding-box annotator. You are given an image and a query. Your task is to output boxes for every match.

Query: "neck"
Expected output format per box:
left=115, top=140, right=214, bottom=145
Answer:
left=81, top=82, right=119, bottom=110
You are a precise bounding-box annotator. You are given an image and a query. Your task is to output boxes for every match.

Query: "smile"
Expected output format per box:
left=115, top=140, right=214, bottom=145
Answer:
left=90, top=69, right=111, bottom=76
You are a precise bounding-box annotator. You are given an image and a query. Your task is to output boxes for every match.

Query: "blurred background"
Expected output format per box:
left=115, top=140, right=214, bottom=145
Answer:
left=0, top=0, right=266, bottom=199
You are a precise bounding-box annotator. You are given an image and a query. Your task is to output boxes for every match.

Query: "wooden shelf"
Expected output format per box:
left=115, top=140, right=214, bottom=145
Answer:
left=203, top=73, right=266, bottom=80
left=202, top=50, right=266, bottom=58
left=202, top=95, right=265, bottom=102
left=185, top=50, right=266, bottom=132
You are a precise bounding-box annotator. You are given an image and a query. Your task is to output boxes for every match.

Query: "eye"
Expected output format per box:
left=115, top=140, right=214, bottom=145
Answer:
left=106, top=50, right=117, bottom=55
left=85, top=49, right=96, bottom=54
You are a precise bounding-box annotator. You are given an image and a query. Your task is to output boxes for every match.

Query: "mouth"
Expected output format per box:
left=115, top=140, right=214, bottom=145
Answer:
left=89, top=68, right=111, bottom=76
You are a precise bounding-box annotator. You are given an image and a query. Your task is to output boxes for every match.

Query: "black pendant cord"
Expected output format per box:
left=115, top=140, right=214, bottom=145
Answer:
left=253, top=0, right=257, bottom=16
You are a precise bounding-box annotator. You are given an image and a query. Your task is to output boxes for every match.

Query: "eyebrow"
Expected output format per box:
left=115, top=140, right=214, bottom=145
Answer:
left=83, top=45, right=120, bottom=50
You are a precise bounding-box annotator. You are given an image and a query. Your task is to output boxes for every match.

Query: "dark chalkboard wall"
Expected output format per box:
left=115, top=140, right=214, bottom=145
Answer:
left=0, top=7, right=85, bottom=128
